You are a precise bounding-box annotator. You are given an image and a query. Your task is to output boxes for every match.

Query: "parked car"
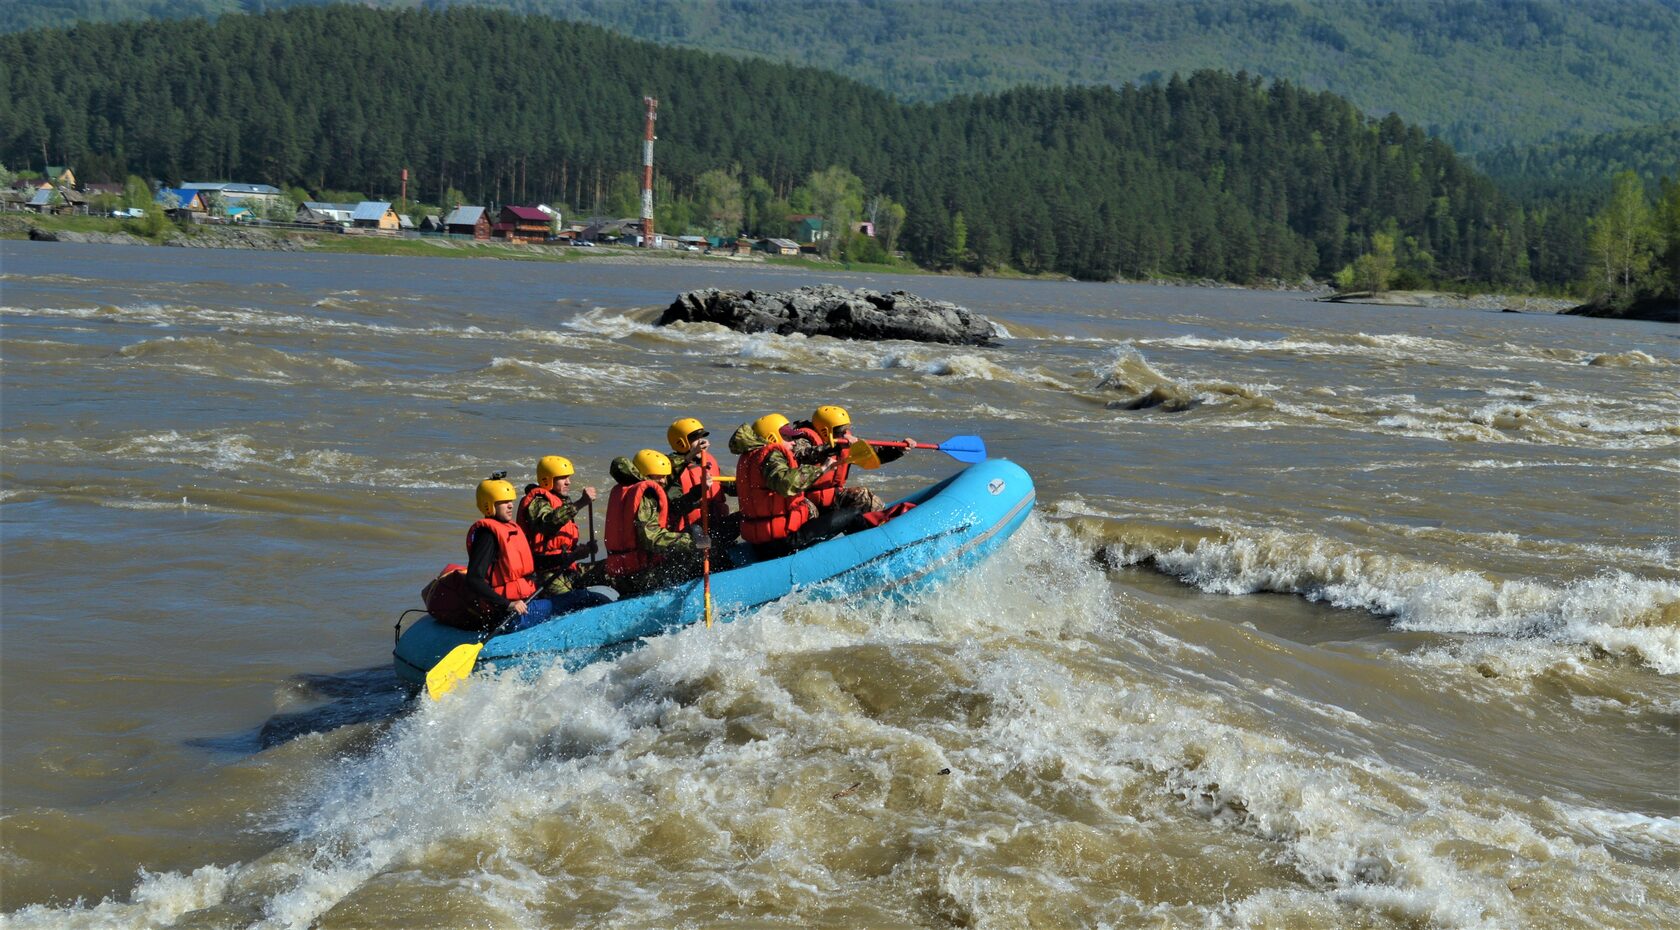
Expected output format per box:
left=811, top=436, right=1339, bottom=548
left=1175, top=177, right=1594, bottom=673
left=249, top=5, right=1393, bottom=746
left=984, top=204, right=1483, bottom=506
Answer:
left=572, top=239, right=595, bottom=248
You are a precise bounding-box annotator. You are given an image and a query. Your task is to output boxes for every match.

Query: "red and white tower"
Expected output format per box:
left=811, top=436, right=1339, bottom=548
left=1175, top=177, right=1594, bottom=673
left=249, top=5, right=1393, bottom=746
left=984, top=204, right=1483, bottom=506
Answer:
left=640, top=96, right=658, bottom=248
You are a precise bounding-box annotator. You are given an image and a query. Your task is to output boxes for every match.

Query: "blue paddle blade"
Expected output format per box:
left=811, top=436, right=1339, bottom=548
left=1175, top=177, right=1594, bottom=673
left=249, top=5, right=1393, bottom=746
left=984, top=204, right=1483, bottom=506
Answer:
left=938, top=435, right=987, bottom=464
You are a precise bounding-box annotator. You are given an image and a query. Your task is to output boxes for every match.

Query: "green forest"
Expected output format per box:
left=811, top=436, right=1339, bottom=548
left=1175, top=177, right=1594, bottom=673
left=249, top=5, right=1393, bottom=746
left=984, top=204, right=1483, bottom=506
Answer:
left=1, top=6, right=1674, bottom=300
left=3, top=0, right=1676, bottom=154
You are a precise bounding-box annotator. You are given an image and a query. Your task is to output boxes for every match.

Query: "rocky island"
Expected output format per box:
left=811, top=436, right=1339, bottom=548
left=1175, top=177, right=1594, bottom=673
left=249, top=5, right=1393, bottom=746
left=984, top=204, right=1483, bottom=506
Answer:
left=659, top=285, right=998, bottom=345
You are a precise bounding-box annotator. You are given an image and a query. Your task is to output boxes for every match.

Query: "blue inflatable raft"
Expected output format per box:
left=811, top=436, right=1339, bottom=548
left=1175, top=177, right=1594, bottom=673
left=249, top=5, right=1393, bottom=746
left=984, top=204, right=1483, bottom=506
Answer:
left=393, top=458, right=1035, bottom=688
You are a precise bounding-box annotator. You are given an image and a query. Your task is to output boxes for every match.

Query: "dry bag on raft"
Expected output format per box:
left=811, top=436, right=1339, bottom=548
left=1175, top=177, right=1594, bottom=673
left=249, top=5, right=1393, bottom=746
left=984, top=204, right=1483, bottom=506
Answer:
left=421, top=563, right=494, bottom=632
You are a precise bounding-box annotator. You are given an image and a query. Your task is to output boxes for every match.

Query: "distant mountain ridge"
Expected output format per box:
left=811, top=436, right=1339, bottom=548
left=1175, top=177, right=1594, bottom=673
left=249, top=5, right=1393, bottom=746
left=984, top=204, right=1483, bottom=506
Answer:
left=3, top=0, right=1676, bottom=152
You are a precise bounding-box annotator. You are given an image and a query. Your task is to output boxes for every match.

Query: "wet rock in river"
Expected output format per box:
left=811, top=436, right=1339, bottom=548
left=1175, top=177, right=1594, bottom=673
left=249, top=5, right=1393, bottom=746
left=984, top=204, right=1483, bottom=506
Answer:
left=659, top=284, right=998, bottom=345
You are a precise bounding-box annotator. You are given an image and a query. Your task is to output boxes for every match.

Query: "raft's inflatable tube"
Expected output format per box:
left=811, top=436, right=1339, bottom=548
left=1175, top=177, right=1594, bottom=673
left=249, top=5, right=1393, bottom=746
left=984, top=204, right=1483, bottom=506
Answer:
left=394, top=458, right=1035, bottom=688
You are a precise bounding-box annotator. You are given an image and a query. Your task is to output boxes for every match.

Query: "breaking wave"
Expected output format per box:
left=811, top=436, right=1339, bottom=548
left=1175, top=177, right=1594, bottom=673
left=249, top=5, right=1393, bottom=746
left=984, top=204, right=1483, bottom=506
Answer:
left=1088, top=346, right=1276, bottom=412
left=1082, top=519, right=1680, bottom=675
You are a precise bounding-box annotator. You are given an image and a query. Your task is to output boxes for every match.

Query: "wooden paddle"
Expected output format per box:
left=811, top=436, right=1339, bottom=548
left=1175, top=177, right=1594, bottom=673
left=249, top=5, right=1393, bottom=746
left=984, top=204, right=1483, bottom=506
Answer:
left=700, top=461, right=714, bottom=629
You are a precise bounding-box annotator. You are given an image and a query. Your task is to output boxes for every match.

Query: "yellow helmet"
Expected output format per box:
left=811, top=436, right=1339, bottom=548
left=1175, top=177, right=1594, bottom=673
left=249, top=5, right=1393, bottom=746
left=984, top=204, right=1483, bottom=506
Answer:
left=667, top=417, right=707, bottom=453
left=475, top=473, right=518, bottom=516
left=753, top=413, right=790, bottom=442
left=812, top=405, right=852, bottom=444
left=536, top=455, right=574, bottom=488
left=632, top=448, right=672, bottom=479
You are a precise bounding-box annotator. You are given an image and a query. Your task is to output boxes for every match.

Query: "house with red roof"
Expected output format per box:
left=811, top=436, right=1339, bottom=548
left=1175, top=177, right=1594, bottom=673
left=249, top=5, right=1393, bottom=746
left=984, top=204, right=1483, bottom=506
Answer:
left=493, top=205, right=555, bottom=243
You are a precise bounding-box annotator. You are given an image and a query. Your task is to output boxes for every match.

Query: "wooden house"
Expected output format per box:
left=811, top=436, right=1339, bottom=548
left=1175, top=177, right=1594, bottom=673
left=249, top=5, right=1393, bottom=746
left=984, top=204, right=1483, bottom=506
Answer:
left=757, top=237, right=800, bottom=256
left=351, top=201, right=400, bottom=231
left=495, top=205, right=552, bottom=243
left=297, top=202, right=355, bottom=226
left=442, top=205, right=490, bottom=239
left=45, top=166, right=76, bottom=188
left=155, top=187, right=208, bottom=215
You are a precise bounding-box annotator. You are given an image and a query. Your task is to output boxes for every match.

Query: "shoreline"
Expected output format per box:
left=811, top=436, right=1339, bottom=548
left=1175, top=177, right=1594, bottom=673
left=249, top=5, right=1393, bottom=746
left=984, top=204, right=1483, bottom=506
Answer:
left=0, top=214, right=1578, bottom=307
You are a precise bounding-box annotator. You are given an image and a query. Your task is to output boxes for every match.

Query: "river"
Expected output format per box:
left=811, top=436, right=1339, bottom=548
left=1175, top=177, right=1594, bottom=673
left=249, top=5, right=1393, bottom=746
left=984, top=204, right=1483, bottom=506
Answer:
left=2, top=241, right=1676, bottom=929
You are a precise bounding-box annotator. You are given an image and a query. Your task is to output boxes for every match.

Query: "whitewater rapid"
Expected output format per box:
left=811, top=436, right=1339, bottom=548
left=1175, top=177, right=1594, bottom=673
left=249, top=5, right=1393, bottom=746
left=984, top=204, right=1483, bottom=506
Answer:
left=2, top=243, right=1674, bottom=928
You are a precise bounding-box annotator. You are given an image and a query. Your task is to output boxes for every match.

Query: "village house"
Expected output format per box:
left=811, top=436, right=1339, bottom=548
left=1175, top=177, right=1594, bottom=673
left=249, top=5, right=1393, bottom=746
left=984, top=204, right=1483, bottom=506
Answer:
left=708, top=236, right=756, bottom=256
left=27, top=187, right=67, bottom=214
left=351, top=201, right=400, bottom=231
left=789, top=215, right=829, bottom=245
left=493, top=205, right=553, bottom=243
left=418, top=214, right=445, bottom=233
left=442, top=205, right=490, bottom=239
left=154, top=187, right=208, bottom=216
left=185, top=182, right=283, bottom=205
left=580, top=217, right=633, bottom=243
left=44, top=166, right=76, bottom=188
left=296, top=201, right=356, bottom=225
left=757, top=237, right=800, bottom=256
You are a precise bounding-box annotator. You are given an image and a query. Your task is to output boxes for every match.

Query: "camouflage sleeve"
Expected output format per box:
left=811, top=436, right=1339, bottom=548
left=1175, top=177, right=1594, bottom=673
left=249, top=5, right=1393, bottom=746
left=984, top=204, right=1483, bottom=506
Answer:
left=527, top=493, right=578, bottom=529
left=638, top=494, right=692, bottom=553
left=763, top=448, right=829, bottom=495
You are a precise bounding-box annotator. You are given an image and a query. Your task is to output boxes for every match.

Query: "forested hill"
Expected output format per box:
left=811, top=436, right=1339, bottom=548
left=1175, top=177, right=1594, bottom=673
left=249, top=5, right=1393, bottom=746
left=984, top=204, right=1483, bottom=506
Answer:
left=1477, top=121, right=1680, bottom=201
left=3, top=0, right=1676, bottom=154
left=4, top=7, right=1533, bottom=285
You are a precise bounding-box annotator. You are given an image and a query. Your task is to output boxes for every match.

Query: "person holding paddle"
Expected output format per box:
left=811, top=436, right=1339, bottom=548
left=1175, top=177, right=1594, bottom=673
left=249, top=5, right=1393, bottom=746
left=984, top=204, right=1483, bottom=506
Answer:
left=517, top=455, right=600, bottom=594
left=784, top=405, right=914, bottom=514
left=465, top=474, right=540, bottom=627
left=731, top=413, right=862, bottom=558
left=665, top=416, right=737, bottom=542
left=604, top=450, right=710, bottom=595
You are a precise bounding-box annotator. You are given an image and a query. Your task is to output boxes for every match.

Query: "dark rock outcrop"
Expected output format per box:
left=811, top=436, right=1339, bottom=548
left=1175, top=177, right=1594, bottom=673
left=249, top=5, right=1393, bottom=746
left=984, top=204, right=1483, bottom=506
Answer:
left=1563, top=296, right=1679, bottom=323
left=659, top=285, right=998, bottom=345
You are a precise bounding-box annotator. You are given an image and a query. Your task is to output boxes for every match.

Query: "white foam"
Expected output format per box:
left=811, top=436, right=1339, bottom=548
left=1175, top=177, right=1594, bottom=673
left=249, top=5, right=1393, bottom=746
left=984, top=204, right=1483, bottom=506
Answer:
left=6, top=864, right=238, bottom=929
left=1111, top=527, right=1680, bottom=674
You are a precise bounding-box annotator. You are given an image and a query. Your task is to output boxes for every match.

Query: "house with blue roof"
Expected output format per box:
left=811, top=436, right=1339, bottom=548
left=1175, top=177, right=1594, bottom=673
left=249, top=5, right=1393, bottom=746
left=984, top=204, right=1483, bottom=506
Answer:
left=351, top=201, right=400, bottom=231
left=154, top=188, right=207, bottom=215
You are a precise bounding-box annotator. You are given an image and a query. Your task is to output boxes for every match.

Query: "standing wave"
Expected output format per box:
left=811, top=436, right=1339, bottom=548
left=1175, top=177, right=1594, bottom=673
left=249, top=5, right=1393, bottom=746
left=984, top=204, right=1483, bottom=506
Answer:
left=1085, top=520, right=1680, bottom=675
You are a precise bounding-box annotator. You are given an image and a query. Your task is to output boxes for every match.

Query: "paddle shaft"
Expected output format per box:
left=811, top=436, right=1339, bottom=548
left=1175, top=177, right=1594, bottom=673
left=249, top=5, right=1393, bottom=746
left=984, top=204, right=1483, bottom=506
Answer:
left=862, top=434, right=987, bottom=464
left=700, top=461, right=713, bottom=628
left=866, top=440, right=940, bottom=451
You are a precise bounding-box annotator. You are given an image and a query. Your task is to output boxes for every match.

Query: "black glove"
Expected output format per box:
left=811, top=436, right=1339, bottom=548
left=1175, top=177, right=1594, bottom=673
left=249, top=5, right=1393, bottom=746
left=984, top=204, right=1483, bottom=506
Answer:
left=688, top=524, right=712, bottom=550
left=575, top=540, right=598, bottom=559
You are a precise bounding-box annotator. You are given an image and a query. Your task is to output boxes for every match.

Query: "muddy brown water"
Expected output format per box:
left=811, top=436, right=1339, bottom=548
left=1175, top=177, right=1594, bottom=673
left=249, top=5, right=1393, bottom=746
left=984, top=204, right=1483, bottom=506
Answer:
left=2, top=242, right=1676, bottom=928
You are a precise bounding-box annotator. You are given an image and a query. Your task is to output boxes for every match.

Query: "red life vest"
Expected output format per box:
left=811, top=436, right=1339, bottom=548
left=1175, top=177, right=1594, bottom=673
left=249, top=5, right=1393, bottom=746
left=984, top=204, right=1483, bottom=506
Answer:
left=466, top=517, right=537, bottom=606
left=517, top=486, right=581, bottom=562
left=670, top=450, right=728, bottom=532
left=785, top=425, right=849, bottom=509
left=737, top=441, right=812, bottom=544
left=605, top=480, right=668, bottom=577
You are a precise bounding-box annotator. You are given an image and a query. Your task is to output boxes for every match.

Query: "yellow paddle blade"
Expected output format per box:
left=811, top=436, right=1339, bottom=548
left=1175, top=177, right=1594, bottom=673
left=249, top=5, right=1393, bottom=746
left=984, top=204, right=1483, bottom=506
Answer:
left=426, top=641, right=485, bottom=700
left=848, top=438, right=882, bottom=470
